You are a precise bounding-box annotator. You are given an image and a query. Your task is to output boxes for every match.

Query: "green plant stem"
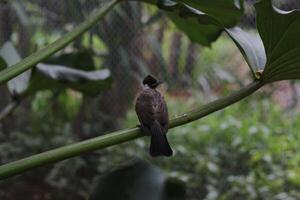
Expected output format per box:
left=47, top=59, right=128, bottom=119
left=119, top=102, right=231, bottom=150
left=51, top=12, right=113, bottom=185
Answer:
left=0, top=0, right=118, bottom=85
left=0, top=80, right=263, bottom=180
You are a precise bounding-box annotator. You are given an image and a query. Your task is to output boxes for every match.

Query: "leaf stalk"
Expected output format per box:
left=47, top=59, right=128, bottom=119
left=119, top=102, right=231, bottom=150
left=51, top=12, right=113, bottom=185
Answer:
left=0, top=80, right=263, bottom=180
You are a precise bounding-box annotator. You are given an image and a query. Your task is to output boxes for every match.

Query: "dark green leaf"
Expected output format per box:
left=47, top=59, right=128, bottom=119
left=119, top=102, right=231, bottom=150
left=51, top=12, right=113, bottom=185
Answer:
left=46, top=49, right=96, bottom=71
left=170, top=0, right=243, bottom=27
left=225, top=27, right=266, bottom=77
left=88, top=161, right=186, bottom=200
left=255, top=0, right=300, bottom=82
left=168, top=13, right=222, bottom=46
left=0, top=56, right=7, bottom=71
left=162, top=0, right=243, bottom=46
left=142, top=0, right=243, bottom=46
left=28, top=63, right=112, bottom=96
left=0, top=42, right=31, bottom=96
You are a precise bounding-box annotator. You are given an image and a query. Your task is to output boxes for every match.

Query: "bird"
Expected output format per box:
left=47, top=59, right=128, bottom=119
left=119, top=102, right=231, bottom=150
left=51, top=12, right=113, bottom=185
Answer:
left=135, top=75, right=173, bottom=157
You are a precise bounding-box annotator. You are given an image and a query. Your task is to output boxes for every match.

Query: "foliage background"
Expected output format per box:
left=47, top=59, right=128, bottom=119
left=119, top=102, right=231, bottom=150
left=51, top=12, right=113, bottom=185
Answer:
left=1, top=0, right=300, bottom=199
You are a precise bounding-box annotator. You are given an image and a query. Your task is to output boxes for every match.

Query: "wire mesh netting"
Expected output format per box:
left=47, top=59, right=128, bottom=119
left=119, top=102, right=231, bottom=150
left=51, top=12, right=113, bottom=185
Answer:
left=1, top=0, right=300, bottom=199
left=2, top=0, right=300, bottom=121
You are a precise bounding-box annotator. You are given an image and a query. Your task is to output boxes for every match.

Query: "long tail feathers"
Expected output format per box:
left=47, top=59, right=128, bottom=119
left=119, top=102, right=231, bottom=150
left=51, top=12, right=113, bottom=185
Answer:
left=150, top=121, right=173, bottom=157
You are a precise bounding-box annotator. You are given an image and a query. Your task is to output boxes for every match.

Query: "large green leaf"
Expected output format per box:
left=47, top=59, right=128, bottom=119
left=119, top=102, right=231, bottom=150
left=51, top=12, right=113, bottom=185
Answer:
left=46, top=49, right=96, bottom=71
left=28, top=63, right=112, bottom=96
left=170, top=0, right=243, bottom=27
left=225, top=27, right=266, bottom=77
left=225, top=0, right=300, bottom=82
left=88, top=161, right=186, bottom=200
left=0, top=42, right=31, bottom=96
left=167, top=14, right=222, bottom=46
left=142, top=0, right=243, bottom=46
left=0, top=43, right=112, bottom=96
left=255, top=0, right=300, bottom=83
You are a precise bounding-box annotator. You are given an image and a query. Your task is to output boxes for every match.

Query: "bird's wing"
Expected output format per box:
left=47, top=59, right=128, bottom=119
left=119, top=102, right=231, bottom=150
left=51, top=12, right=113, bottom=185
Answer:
left=135, top=90, right=156, bottom=129
left=156, top=95, right=169, bottom=132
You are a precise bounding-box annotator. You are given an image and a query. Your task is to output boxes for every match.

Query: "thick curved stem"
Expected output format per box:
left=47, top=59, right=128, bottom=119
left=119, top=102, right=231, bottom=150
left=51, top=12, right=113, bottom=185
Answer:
left=0, top=0, right=118, bottom=85
left=0, top=80, right=263, bottom=180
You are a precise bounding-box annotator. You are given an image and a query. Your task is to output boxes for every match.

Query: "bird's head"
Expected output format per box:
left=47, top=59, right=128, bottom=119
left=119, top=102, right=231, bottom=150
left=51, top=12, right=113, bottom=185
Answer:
left=142, top=75, right=162, bottom=89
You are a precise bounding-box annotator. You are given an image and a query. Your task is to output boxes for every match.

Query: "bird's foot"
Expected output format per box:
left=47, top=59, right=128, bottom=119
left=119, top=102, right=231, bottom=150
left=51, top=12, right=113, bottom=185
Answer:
left=136, top=124, right=151, bottom=136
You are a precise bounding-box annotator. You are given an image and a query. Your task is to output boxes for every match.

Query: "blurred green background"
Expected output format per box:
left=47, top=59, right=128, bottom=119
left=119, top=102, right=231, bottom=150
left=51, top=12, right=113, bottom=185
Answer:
left=1, top=0, right=300, bottom=199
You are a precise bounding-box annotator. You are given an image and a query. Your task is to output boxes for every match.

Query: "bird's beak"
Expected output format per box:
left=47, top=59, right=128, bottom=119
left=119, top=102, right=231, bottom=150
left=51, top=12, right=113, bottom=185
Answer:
left=157, top=80, right=163, bottom=85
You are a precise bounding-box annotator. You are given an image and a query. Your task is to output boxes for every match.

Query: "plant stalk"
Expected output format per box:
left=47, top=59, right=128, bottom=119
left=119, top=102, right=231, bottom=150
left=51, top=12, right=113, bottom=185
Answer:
left=0, top=80, right=263, bottom=180
left=0, top=0, right=118, bottom=85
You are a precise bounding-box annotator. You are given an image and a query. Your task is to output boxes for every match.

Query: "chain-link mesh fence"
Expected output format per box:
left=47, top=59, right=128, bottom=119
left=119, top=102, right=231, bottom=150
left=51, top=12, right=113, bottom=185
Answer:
left=1, top=0, right=300, bottom=199
left=2, top=0, right=300, bottom=126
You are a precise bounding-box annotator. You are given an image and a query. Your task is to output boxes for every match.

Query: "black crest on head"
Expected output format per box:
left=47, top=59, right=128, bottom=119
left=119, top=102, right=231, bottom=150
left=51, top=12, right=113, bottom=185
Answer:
left=143, top=75, right=157, bottom=85
left=143, top=75, right=160, bottom=88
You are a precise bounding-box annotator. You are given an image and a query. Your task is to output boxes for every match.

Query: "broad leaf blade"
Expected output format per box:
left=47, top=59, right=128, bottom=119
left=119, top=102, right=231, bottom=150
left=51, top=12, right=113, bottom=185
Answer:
left=225, top=27, right=266, bottom=77
left=173, top=0, right=243, bottom=27
left=0, top=42, right=31, bottom=96
left=143, top=0, right=243, bottom=46
left=46, top=49, right=96, bottom=71
left=168, top=13, right=222, bottom=46
left=28, top=63, right=112, bottom=96
left=255, top=0, right=300, bottom=82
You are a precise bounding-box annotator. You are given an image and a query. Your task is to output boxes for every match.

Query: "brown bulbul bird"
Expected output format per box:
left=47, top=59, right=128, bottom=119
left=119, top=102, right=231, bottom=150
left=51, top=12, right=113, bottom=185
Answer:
left=135, top=75, right=173, bottom=157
